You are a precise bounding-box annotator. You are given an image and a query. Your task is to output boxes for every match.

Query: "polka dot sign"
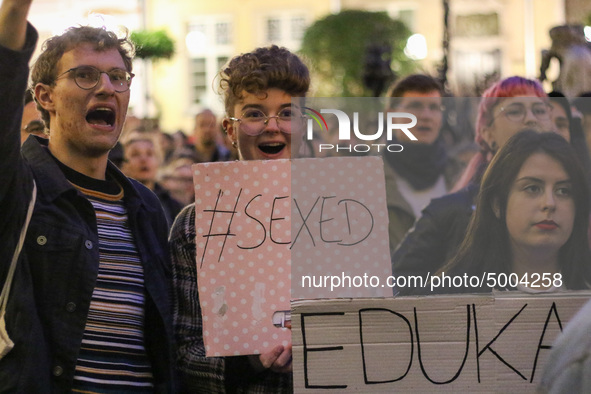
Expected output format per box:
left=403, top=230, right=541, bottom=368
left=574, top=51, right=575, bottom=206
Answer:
left=291, top=156, right=392, bottom=299
left=192, top=156, right=392, bottom=356
left=193, top=160, right=292, bottom=357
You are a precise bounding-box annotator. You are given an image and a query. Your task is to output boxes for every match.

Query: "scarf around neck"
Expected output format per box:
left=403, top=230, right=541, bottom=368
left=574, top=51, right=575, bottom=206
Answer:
left=385, top=137, right=448, bottom=190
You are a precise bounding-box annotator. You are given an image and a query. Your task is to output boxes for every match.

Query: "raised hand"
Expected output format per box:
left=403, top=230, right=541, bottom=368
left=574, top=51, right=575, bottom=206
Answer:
left=0, top=0, right=34, bottom=50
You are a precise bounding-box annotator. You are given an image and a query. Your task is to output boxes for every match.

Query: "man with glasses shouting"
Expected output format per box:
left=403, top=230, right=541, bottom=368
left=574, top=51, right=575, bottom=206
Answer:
left=0, top=0, right=175, bottom=392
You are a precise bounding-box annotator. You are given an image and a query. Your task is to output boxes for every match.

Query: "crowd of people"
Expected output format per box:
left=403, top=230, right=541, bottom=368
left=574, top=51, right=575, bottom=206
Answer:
left=3, top=0, right=591, bottom=392
left=112, top=108, right=237, bottom=219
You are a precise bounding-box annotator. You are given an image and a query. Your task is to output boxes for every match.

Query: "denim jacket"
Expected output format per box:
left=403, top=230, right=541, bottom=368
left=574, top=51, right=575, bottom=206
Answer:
left=0, top=24, right=175, bottom=393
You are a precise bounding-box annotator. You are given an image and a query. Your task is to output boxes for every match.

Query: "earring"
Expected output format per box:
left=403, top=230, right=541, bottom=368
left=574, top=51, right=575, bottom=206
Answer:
left=232, top=140, right=237, bottom=148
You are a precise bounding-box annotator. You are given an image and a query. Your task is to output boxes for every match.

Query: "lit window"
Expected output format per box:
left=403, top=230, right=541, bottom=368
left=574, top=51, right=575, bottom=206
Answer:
left=267, top=18, right=281, bottom=41
left=215, top=22, right=231, bottom=45
left=291, top=17, right=306, bottom=40
left=190, top=58, right=206, bottom=104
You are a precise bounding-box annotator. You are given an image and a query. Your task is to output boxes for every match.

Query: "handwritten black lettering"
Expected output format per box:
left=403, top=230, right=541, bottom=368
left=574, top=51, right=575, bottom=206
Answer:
left=319, top=196, right=342, bottom=244
left=201, top=189, right=241, bottom=266
left=530, top=302, right=562, bottom=383
left=337, top=199, right=374, bottom=246
left=291, top=197, right=320, bottom=248
left=359, top=308, right=414, bottom=384
left=270, top=196, right=290, bottom=245
left=238, top=194, right=267, bottom=250
left=476, top=303, right=528, bottom=381
left=415, top=305, right=471, bottom=384
left=301, top=312, right=347, bottom=389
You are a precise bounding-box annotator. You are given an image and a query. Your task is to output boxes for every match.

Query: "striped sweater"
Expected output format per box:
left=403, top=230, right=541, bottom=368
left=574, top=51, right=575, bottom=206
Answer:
left=64, top=168, right=154, bottom=393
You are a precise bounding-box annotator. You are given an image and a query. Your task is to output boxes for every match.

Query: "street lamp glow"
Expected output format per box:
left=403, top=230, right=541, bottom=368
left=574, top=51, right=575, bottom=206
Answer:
left=404, top=33, right=427, bottom=60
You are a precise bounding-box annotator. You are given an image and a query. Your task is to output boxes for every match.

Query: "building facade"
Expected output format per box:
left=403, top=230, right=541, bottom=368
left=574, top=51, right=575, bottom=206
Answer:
left=27, top=0, right=588, bottom=133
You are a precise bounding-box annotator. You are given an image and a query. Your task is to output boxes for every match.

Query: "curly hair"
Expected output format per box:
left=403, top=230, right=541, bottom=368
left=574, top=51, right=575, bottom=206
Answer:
left=218, top=45, right=310, bottom=116
left=30, top=26, right=134, bottom=128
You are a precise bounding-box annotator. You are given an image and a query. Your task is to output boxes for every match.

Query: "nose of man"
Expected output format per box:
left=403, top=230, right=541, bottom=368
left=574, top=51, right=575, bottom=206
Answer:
left=95, top=73, right=116, bottom=95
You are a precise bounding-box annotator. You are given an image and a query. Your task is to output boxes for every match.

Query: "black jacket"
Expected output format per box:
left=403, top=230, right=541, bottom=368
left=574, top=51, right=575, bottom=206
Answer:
left=392, top=183, right=479, bottom=295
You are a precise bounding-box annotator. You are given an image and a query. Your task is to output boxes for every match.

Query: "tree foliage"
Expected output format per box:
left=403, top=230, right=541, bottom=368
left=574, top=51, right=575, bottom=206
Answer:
left=300, top=10, right=415, bottom=96
left=131, top=29, right=175, bottom=60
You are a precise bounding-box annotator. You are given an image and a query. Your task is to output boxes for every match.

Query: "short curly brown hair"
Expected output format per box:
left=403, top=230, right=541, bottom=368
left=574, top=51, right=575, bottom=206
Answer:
left=31, top=26, right=134, bottom=129
left=218, top=45, right=310, bottom=116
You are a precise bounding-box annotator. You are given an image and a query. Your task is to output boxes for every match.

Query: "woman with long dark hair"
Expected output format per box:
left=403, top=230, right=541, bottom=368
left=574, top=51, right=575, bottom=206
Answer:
left=423, top=131, right=591, bottom=294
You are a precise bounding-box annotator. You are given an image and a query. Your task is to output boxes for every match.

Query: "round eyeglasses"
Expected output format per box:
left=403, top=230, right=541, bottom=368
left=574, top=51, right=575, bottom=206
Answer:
left=228, top=108, right=305, bottom=136
left=55, top=66, right=134, bottom=93
left=495, top=102, right=552, bottom=123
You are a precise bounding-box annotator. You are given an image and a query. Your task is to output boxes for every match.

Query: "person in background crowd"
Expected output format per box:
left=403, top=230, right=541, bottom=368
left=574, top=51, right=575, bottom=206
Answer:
left=170, top=45, right=309, bottom=393
left=400, top=131, right=591, bottom=295
left=392, top=76, right=556, bottom=285
left=158, top=130, right=176, bottom=165
left=170, top=129, right=194, bottom=159
left=187, top=108, right=232, bottom=163
left=382, top=74, right=463, bottom=252
left=121, top=113, right=143, bottom=135
left=121, top=131, right=183, bottom=226
left=548, top=91, right=591, bottom=185
left=547, top=91, right=571, bottom=141
left=0, top=0, right=175, bottom=391
left=219, top=121, right=240, bottom=161
left=160, top=156, right=196, bottom=207
left=20, top=89, right=45, bottom=144
left=572, top=92, right=591, bottom=159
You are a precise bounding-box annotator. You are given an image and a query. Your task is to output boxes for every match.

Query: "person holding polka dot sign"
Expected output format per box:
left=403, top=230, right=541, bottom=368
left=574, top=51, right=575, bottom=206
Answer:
left=169, top=45, right=309, bottom=393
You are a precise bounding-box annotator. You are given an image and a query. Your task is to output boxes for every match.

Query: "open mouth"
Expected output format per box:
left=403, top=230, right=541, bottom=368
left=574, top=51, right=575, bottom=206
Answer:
left=258, top=142, right=286, bottom=155
left=86, top=107, right=115, bottom=127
